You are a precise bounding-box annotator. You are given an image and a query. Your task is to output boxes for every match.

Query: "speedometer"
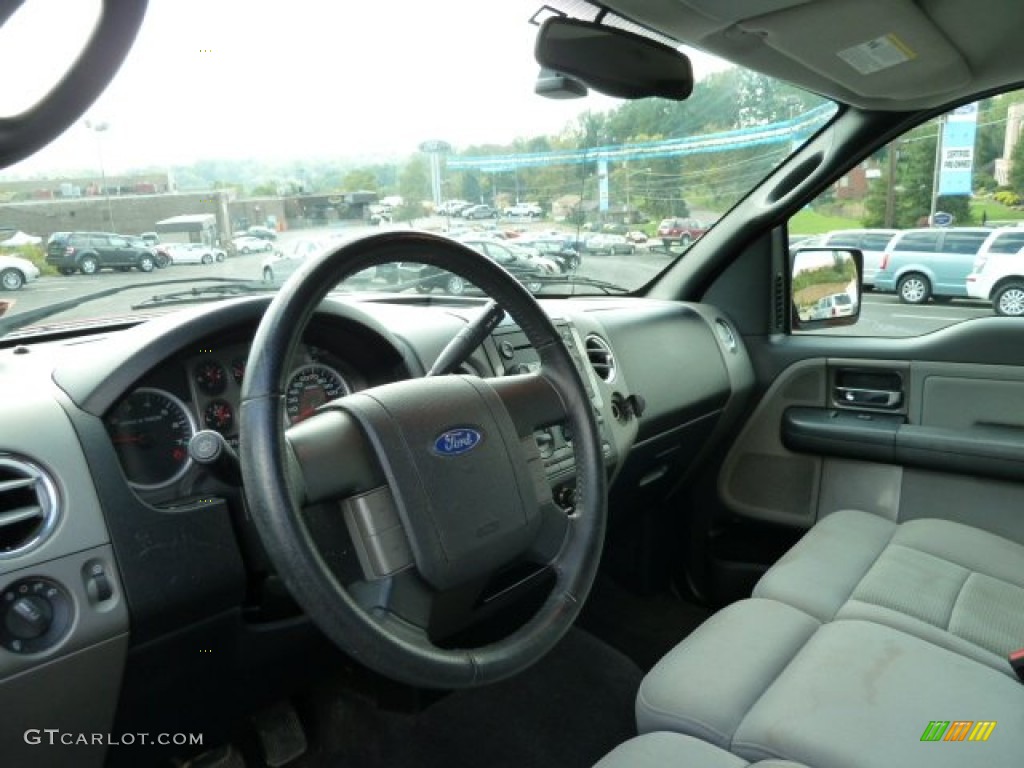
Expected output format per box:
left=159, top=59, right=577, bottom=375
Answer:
left=285, top=363, right=350, bottom=424
left=105, top=388, right=197, bottom=489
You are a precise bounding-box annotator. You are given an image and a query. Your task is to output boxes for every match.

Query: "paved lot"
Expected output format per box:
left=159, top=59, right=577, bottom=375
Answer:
left=0, top=222, right=1004, bottom=338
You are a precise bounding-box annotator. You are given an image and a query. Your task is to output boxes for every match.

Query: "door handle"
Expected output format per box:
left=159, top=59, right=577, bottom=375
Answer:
left=834, top=386, right=902, bottom=408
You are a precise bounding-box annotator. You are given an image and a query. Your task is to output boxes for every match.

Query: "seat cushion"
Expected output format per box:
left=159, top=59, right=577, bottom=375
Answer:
left=753, top=509, right=1024, bottom=676
left=732, top=619, right=1023, bottom=767
left=637, top=602, right=1024, bottom=767
left=636, top=599, right=819, bottom=746
left=594, top=732, right=808, bottom=768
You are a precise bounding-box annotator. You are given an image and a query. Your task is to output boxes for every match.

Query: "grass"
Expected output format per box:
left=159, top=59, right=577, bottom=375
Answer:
left=970, top=199, right=1024, bottom=224
left=790, top=200, right=1024, bottom=234
left=1, top=245, right=57, bottom=276
left=789, top=209, right=862, bottom=235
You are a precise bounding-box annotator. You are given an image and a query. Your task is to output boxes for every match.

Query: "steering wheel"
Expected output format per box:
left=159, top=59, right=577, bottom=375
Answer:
left=239, top=231, right=607, bottom=689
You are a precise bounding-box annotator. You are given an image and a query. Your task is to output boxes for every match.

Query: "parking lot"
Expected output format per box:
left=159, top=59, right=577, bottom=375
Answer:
left=0, top=222, right=1002, bottom=338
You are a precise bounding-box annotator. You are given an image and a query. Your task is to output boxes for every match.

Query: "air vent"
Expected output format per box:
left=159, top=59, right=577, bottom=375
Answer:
left=0, top=456, right=59, bottom=559
left=585, top=335, right=616, bottom=383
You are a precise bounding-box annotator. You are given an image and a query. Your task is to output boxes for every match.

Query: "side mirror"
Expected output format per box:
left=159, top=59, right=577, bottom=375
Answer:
left=534, top=17, right=693, bottom=101
left=790, top=247, right=863, bottom=330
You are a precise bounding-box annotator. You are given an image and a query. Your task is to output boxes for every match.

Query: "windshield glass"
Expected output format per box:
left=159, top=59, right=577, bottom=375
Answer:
left=0, top=0, right=833, bottom=337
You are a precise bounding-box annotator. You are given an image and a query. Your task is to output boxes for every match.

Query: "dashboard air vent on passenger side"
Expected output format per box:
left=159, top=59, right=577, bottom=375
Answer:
left=585, top=335, right=617, bottom=383
left=0, top=455, right=59, bottom=559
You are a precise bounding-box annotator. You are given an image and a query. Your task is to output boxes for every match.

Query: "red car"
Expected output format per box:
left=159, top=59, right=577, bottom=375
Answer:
left=657, top=217, right=708, bottom=249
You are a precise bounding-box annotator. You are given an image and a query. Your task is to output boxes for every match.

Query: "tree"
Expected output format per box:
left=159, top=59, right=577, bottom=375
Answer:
left=396, top=155, right=431, bottom=222
left=863, top=125, right=975, bottom=228
left=342, top=168, right=378, bottom=192
left=1008, top=125, right=1024, bottom=198
left=251, top=182, right=278, bottom=196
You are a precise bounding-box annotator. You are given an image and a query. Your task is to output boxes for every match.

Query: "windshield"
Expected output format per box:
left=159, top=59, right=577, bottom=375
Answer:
left=0, top=0, right=833, bottom=337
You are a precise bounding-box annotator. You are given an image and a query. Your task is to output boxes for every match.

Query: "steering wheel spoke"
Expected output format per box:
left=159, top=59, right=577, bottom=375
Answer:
left=350, top=568, right=435, bottom=633
left=489, top=371, right=568, bottom=436
left=285, top=406, right=384, bottom=504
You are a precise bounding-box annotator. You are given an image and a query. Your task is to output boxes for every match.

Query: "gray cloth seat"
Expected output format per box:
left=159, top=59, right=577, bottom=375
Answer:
left=753, top=509, right=1024, bottom=677
left=629, top=510, right=1024, bottom=767
left=636, top=599, right=1024, bottom=766
left=595, top=732, right=808, bottom=768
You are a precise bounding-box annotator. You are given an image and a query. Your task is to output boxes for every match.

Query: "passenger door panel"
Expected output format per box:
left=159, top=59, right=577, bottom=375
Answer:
left=721, top=338, right=1024, bottom=543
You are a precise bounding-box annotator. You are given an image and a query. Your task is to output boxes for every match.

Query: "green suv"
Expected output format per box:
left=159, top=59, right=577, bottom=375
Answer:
left=45, top=231, right=158, bottom=275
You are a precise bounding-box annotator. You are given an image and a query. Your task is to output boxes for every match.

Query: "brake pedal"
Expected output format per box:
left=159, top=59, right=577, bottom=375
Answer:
left=250, top=700, right=308, bottom=767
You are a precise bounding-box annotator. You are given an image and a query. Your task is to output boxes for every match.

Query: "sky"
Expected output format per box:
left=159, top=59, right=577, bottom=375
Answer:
left=0, top=0, right=732, bottom=177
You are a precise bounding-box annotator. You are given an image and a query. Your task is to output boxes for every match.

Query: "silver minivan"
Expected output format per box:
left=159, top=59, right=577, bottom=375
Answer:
left=873, top=227, right=992, bottom=303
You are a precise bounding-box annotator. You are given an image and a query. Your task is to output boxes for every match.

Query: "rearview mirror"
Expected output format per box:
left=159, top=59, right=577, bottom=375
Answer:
left=534, top=17, right=693, bottom=101
left=791, top=248, right=863, bottom=330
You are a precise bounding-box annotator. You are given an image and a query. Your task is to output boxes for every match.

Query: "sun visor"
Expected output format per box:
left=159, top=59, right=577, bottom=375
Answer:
left=603, top=0, right=972, bottom=109
left=725, top=0, right=970, bottom=101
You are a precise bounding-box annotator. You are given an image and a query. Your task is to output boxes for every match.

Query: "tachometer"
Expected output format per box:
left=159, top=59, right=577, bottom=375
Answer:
left=105, top=388, right=197, bottom=489
left=285, top=363, right=350, bottom=424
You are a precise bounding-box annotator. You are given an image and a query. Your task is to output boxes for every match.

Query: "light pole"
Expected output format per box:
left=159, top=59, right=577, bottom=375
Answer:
left=625, top=167, right=652, bottom=223
left=85, top=120, right=115, bottom=231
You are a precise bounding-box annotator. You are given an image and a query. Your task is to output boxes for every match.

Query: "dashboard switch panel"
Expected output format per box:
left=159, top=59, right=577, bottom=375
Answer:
left=0, top=577, right=73, bottom=654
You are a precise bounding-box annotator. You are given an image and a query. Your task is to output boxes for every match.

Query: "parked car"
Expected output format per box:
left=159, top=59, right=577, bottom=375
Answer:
left=503, top=202, right=543, bottom=218
left=585, top=233, right=636, bottom=254
left=965, top=227, right=1024, bottom=316
left=232, top=235, right=275, bottom=254
left=874, top=227, right=991, bottom=303
left=164, top=243, right=226, bottom=265
left=626, top=230, right=649, bottom=244
left=461, top=204, right=499, bottom=220
left=139, top=231, right=160, bottom=246
left=261, top=238, right=323, bottom=283
left=411, top=237, right=548, bottom=294
left=260, top=234, right=378, bottom=284
left=657, top=217, right=708, bottom=249
left=792, top=229, right=900, bottom=288
left=45, top=231, right=158, bottom=274
left=0, top=253, right=40, bottom=290
left=809, top=292, right=855, bottom=320
left=512, top=234, right=582, bottom=272
left=436, top=200, right=471, bottom=217
left=246, top=225, right=278, bottom=241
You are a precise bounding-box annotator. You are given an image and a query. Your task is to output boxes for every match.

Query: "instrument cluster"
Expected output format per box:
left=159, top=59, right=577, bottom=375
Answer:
left=104, top=339, right=364, bottom=493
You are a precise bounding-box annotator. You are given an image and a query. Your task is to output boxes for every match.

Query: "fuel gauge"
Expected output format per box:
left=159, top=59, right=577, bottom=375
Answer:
left=230, top=357, right=246, bottom=385
left=203, top=399, right=234, bottom=433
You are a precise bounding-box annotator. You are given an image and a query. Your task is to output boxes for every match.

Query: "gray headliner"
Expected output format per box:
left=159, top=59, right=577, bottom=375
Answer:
left=596, top=0, right=1024, bottom=111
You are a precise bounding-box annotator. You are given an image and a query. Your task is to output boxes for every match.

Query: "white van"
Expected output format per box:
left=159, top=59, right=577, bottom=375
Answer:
left=965, top=227, right=1024, bottom=316
left=809, top=292, right=855, bottom=320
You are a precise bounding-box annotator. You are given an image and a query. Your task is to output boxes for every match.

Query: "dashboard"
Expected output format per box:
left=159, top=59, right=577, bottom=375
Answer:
left=0, top=291, right=753, bottom=766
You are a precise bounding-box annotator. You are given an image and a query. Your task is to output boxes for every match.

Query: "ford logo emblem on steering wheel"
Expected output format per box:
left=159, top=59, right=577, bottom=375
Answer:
left=433, top=427, right=483, bottom=456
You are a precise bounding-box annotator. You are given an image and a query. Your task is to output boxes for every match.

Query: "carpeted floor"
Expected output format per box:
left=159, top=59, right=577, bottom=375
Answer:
left=577, top=576, right=712, bottom=671
left=295, top=628, right=643, bottom=768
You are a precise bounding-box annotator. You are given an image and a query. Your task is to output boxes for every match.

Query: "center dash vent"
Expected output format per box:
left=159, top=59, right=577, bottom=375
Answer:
left=0, top=455, right=59, bottom=559
left=585, top=335, right=616, bottom=383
